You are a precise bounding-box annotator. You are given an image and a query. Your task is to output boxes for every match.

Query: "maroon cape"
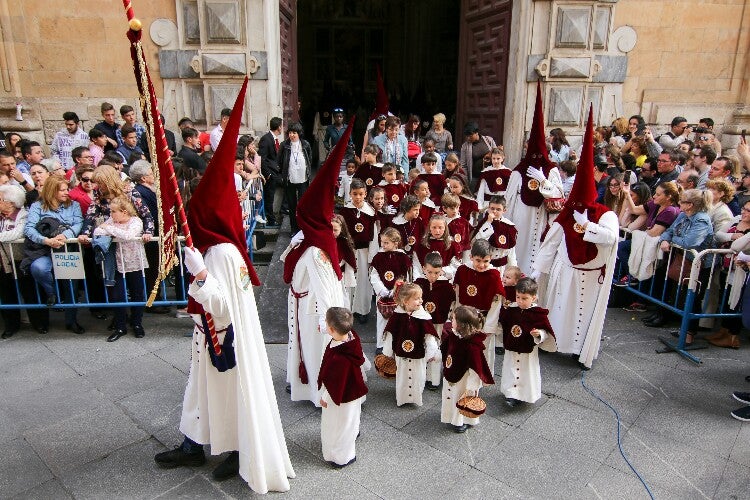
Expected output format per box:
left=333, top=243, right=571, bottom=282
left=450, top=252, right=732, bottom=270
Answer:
left=385, top=311, right=438, bottom=359
left=415, top=277, right=455, bottom=324
left=440, top=322, right=495, bottom=384
left=317, top=331, right=368, bottom=405
left=454, top=265, right=505, bottom=313
left=499, top=305, right=555, bottom=354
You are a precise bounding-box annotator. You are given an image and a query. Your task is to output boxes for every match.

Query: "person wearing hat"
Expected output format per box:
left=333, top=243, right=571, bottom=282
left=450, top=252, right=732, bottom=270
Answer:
left=154, top=79, right=295, bottom=493
left=281, top=117, right=354, bottom=406
left=531, top=106, right=619, bottom=370
left=504, top=83, right=565, bottom=275
left=459, top=121, right=496, bottom=185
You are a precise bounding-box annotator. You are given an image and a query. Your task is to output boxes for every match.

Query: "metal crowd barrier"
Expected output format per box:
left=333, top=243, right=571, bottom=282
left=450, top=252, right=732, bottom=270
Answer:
left=0, top=236, right=191, bottom=310
left=614, top=231, right=741, bottom=365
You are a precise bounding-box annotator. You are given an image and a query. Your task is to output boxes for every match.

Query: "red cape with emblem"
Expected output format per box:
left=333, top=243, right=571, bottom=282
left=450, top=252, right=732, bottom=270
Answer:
left=186, top=77, right=259, bottom=314
left=553, top=106, right=610, bottom=265
left=440, top=322, right=495, bottom=384
left=317, top=331, right=368, bottom=405
left=283, top=116, right=356, bottom=284
left=513, top=81, right=556, bottom=207
left=499, top=305, right=555, bottom=354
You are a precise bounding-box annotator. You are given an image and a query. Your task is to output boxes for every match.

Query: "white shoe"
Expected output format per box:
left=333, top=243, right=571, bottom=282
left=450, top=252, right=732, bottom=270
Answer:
left=254, top=214, right=267, bottom=224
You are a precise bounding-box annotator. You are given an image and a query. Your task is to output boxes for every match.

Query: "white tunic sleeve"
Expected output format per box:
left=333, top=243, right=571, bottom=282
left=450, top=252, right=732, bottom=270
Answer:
left=424, top=334, right=440, bottom=361
left=540, top=168, right=564, bottom=199
left=583, top=212, right=619, bottom=247
left=533, top=223, right=564, bottom=274
left=189, top=274, right=230, bottom=327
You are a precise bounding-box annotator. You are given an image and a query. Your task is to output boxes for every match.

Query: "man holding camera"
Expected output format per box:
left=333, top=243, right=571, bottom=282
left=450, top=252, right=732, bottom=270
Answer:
left=658, top=116, right=691, bottom=152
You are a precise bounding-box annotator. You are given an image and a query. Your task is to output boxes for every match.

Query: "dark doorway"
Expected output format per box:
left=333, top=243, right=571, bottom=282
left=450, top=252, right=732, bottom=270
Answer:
left=296, top=0, right=461, bottom=153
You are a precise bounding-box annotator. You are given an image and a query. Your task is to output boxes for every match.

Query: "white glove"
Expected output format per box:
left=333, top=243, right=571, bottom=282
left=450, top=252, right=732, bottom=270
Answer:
left=383, top=205, right=397, bottom=215
left=526, top=166, right=546, bottom=183
left=530, top=269, right=541, bottom=281
left=737, top=251, right=750, bottom=263
left=318, top=316, right=329, bottom=334
left=183, top=246, right=207, bottom=277
left=290, top=230, right=305, bottom=247
left=573, top=210, right=589, bottom=227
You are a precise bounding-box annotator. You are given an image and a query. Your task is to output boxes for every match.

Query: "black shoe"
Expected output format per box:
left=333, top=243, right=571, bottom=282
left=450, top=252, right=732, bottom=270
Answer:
left=66, top=323, right=85, bottom=334
left=107, top=329, right=127, bottom=342
left=578, top=361, right=591, bottom=371
left=495, top=346, right=505, bottom=356
left=212, top=451, right=240, bottom=481
left=453, top=424, right=469, bottom=433
left=731, top=405, right=750, bottom=422
left=733, top=391, right=750, bottom=405
left=643, top=314, right=667, bottom=327
left=425, top=381, right=439, bottom=391
left=641, top=312, right=659, bottom=323
left=356, top=314, right=369, bottom=325
left=133, top=325, right=145, bottom=338
left=505, top=397, right=522, bottom=407
left=35, top=327, right=48, bottom=335
left=329, top=457, right=356, bottom=469
left=154, top=446, right=206, bottom=469
left=1, top=330, right=16, bottom=339
left=46, top=294, right=57, bottom=307
left=91, top=311, right=108, bottom=320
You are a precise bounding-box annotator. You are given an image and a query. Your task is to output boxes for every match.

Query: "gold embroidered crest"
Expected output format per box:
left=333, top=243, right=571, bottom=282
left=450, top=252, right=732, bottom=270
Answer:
left=355, top=222, right=364, bottom=233
left=366, top=178, right=373, bottom=186
left=498, top=235, right=506, bottom=245
left=391, top=194, right=400, bottom=202
left=495, top=177, right=503, bottom=186
left=315, top=248, right=331, bottom=265
left=511, top=325, right=522, bottom=337
left=384, top=270, right=395, bottom=281
left=574, top=222, right=585, bottom=234
left=425, top=301, right=436, bottom=313
left=527, top=179, right=540, bottom=190
left=407, top=236, right=416, bottom=246
left=454, top=234, right=462, bottom=243
left=402, top=339, right=415, bottom=352
left=467, top=285, right=478, bottom=297
left=445, top=354, right=453, bottom=368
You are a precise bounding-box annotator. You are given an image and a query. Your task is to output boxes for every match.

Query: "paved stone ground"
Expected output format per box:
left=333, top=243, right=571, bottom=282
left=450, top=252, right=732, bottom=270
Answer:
left=2, top=254, right=750, bottom=498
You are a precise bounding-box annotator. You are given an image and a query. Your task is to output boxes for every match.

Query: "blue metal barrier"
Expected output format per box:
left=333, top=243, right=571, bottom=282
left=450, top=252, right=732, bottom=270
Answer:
left=614, top=234, right=741, bottom=365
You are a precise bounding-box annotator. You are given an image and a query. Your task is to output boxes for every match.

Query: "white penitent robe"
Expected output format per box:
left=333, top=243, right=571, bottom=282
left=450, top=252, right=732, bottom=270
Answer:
left=504, top=167, right=564, bottom=274
left=179, top=243, right=295, bottom=494
left=285, top=246, right=345, bottom=405
left=499, top=329, right=557, bottom=403
left=532, top=211, right=618, bottom=368
left=441, top=369, right=482, bottom=426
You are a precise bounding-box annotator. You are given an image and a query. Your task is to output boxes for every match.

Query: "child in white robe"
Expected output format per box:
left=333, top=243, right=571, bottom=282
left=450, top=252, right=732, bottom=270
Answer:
left=498, top=277, right=557, bottom=407
left=440, top=305, right=495, bottom=433
left=382, top=283, right=440, bottom=406
left=318, top=307, right=368, bottom=468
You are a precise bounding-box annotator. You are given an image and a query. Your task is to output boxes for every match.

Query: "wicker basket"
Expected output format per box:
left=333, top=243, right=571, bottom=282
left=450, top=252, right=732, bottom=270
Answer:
left=376, top=297, right=397, bottom=319
left=456, top=392, right=486, bottom=418
left=544, top=197, right=566, bottom=213
left=374, top=354, right=397, bottom=379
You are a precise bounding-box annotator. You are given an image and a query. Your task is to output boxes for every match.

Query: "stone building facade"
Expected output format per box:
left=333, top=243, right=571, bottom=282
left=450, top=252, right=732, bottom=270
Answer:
left=0, top=0, right=747, bottom=166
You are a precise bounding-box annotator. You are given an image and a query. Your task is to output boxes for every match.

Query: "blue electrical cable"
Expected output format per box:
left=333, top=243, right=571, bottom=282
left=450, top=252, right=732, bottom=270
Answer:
left=580, top=371, right=655, bottom=500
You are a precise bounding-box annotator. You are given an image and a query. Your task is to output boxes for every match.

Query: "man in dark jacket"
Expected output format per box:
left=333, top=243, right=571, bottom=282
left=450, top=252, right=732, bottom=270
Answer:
left=178, top=127, right=207, bottom=174
left=258, top=117, right=284, bottom=227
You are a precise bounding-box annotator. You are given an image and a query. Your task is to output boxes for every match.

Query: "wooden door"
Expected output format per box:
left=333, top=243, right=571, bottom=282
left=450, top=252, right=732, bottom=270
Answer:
left=279, top=0, right=299, bottom=124
left=456, top=0, right=512, bottom=144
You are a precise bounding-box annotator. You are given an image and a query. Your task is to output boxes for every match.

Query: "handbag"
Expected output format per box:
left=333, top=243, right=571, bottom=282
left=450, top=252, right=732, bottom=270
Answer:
left=666, top=249, right=690, bottom=283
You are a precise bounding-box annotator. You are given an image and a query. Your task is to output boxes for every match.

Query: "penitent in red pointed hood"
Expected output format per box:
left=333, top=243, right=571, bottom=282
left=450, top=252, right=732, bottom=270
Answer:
left=370, top=65, right=389, bottom=120
left=187, top=77, right=259, bottom=286
left=283, top=116, right=356, bottom=284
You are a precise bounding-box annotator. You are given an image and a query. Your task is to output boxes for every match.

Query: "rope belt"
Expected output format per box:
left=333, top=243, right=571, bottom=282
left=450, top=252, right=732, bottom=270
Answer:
left=572, top=264, right=607, bottom=284
left=291, top=285, right=310, bottom=384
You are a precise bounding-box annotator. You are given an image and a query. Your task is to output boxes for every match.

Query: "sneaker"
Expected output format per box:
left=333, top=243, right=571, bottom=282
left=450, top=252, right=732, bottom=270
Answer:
left=733, top=391, right=750, bottom=405
left=254, top=214, right=267, bottom=224
left=731, top=405, right=750, bottom=422
left=623, top=302, right=647, bottom=312
left=614, top=276, right=637, bottom=287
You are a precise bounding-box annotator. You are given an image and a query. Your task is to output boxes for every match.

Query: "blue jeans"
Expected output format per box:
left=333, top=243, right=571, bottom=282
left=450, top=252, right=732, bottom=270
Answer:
left=30, top=256, right=79, bottom=326
left=616, top=239, right=632, bottom=279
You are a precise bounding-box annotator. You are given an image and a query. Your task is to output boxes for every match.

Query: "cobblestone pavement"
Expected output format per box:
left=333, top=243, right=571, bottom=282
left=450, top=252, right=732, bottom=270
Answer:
left=1, top=271, right=749, bottom=498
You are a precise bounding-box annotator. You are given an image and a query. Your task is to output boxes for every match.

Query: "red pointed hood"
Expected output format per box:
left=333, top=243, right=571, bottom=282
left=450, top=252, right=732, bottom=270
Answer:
left=514, top=81, right=555, bottom=174
left=283, top=116, right=356, bottom=283
left=187, top=77, right=258, bottom=286
left=370, top=65, right=389, bottom=120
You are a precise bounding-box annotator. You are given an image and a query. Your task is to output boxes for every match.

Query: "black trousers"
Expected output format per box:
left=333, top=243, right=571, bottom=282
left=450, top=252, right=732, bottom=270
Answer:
left=263, top=175, right=279, bottom=224
left=0, top=269, right=20, bottom=332
left=285, top=181, right=309, bottom=233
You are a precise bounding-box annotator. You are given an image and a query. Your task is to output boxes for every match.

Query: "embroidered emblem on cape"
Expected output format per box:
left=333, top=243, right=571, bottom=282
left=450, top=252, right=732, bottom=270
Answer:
left=527, top=179, right=540, bottom=191
left=239, top=265, right=252, bottom=290
left=511, top=324, right=522, bottom=337
left=391, top=194, right=400, bottom=202
left=355, top=222, right=364, bottom=233
left=384, top=270, right=395, bottom=282
left=467, top=285, right=478, bottom=297
left=407, top=236, right=416, bottom=246
left=573, top=223, right=585, bottom=234
left=425, top=301, right=436, bottom=313
left=366, top=178, right=373, bottom=186
left=402, top=339, right=415, bottom=352
left=315, top=248, right=331, bottom=265
left=445, top=354, right=453, bottom=368
left=495, top=177, right=503, bottom=186
left=498, top=235, right=506, bottom=245
left=454, top=234, right=462, bottom=243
